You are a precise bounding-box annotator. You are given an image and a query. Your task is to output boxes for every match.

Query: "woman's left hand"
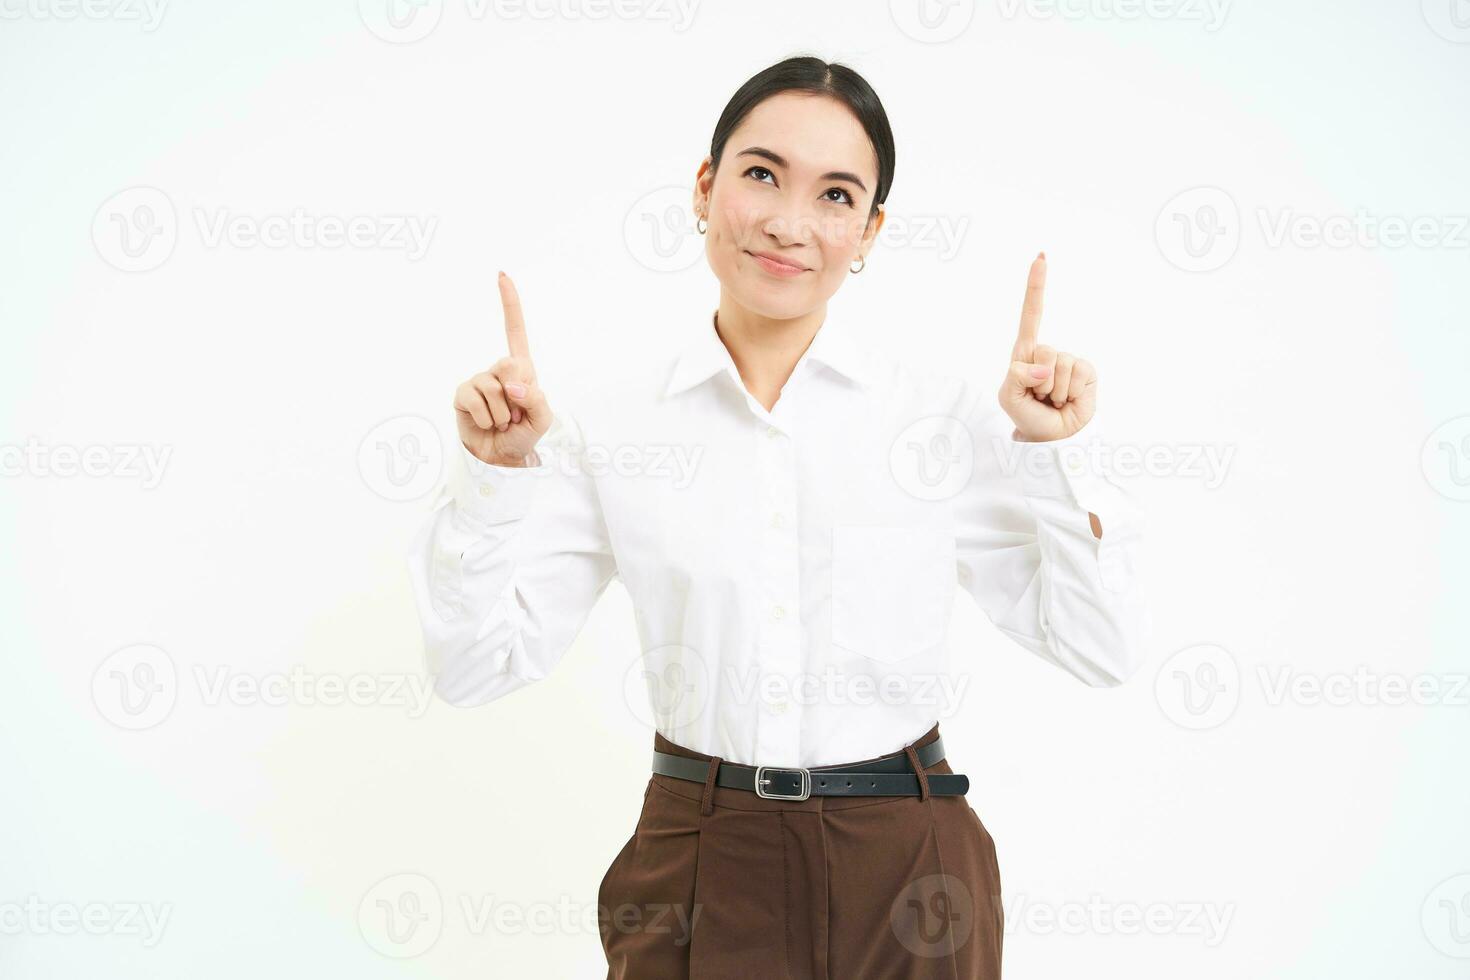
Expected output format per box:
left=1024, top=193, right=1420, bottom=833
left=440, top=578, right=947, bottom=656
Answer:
left=998, top=252, right=1098, bottom=442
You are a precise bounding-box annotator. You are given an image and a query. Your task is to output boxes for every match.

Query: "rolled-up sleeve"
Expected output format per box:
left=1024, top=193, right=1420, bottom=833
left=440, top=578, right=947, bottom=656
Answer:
left=951, top=387, right=1150, bottom=687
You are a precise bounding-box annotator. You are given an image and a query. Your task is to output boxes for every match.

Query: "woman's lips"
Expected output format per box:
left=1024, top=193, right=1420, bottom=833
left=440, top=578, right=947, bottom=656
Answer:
left=746, top=250, right=809, bottom=278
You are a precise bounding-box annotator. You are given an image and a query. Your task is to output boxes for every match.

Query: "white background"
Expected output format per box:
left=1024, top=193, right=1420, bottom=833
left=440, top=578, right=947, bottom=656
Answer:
left=2, top=0, right=1468, bottom=976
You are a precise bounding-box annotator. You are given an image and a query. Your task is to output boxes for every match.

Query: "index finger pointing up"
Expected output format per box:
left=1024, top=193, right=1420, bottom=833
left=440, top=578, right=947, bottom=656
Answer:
left=498, top=271, right=532, bottom=362
left=1013, top=251, right=1046, bottom=360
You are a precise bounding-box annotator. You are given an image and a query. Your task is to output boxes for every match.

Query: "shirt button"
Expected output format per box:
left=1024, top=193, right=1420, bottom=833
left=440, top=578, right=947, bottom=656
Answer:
left=766, top=425, right=780, bottom=439
left=477, top=484, right=494, bottom=498
left=771, top=512, right=785, bottom=529
left=772, top=604, right=786, bottom=621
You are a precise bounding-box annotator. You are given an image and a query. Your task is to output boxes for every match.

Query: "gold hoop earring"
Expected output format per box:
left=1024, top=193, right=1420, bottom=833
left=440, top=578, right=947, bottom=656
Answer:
left=850, top=253, right=866, bottom=274
left=696, top=214, right=708, bottom=235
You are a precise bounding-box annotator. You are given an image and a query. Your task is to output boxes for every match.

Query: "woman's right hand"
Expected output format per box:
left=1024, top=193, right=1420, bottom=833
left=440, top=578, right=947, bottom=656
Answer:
left=454, top=271, right=555, bottom=467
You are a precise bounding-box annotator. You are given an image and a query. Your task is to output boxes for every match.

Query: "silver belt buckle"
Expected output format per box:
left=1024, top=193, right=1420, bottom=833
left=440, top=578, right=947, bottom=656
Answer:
left=754, top=765, right=811, bottom=801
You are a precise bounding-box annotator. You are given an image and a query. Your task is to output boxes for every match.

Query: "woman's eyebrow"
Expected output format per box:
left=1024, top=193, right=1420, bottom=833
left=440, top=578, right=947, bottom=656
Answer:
left=736, top=146, right=869, bottom=193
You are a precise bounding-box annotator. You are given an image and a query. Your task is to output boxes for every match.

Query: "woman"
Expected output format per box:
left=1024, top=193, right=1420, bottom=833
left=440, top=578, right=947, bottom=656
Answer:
left=407, top=55, right=1147, bottom=979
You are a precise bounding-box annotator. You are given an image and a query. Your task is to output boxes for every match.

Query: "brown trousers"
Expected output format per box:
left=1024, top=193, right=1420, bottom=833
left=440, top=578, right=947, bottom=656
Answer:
left=597, top=723, right=1004, bottom=979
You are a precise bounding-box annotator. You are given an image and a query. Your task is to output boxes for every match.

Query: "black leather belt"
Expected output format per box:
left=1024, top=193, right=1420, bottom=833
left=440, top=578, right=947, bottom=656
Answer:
left=651, top=736, right=968, bottom=800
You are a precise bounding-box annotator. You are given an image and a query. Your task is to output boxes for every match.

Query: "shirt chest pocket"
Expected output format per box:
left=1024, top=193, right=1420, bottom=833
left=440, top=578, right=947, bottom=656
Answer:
left=830, top=524, right=957, bottom=664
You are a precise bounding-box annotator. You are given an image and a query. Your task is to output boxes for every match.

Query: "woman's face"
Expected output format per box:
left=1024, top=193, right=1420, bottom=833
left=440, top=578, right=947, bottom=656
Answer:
left=695, top=91, right=884, bottom=321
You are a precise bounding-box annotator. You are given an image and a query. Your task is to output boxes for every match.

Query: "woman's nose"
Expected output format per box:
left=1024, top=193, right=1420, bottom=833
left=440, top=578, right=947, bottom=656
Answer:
left=761, top=200, right=820, bottom=247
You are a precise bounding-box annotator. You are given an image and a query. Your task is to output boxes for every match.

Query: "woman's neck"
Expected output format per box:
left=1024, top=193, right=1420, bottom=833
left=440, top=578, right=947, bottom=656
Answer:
left=712, top=297, right=826, bottom=412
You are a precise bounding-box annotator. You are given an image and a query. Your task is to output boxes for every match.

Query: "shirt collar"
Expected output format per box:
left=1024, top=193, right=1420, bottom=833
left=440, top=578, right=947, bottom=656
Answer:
left=662, top=310, right=874, bottom=398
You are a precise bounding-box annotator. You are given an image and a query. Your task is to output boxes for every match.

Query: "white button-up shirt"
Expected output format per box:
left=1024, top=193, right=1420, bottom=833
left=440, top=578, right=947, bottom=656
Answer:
left=407, top=313, right=1148, bottom=768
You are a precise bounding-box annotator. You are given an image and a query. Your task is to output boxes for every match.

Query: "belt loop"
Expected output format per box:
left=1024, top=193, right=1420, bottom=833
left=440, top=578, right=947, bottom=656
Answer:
left=903, top=744, right=931, bottom=801
left=700, top=756, right=722, bottom=816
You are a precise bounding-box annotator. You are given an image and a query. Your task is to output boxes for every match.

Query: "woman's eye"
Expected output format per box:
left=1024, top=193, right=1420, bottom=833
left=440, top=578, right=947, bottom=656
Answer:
left=744, top=166, right=775, bottom=184
left=824, top=187, right=856, bottom=208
